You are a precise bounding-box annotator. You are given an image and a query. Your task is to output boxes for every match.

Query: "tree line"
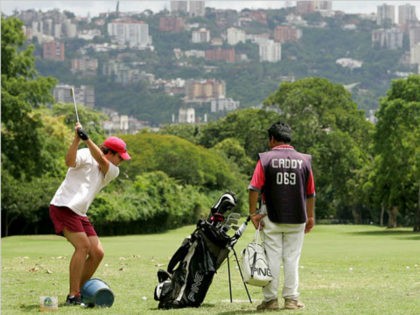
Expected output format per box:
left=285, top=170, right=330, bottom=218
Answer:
left=2, top=17, right=419, bottom=236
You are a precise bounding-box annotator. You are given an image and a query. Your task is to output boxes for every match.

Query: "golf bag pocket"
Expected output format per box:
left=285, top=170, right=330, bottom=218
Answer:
left=241, top=230, right=272, bottom=287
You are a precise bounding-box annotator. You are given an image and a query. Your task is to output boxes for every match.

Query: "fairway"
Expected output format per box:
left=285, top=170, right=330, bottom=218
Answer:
left=2, top=224, right=420, bottom=314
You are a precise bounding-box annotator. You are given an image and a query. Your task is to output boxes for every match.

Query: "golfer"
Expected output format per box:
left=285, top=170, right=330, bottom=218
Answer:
left=49, top=122, right=131, bottom=305
left=248, top=121, right=315, bottom=311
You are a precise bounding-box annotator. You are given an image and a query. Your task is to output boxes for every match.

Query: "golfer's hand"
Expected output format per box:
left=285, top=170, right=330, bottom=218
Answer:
left=75, top=122, right=89, bottom=140
left=75, top=122, right=82, bottom=135
left=251, top=214, right=265, bottom=230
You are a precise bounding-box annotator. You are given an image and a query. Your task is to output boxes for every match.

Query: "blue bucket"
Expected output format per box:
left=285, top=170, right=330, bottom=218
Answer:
left=81, top=278, right=114, bottom=307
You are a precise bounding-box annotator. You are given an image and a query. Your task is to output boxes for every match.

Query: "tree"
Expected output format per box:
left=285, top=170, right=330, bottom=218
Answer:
left=119, top=132, right=246, bottom=194
left=1, top=17, right=57, bottom=179
left=264, top=77, right=374, bottom=221
left=199, top=108, right=282, bottom=160
left=373, top=75, right=420, bottom=230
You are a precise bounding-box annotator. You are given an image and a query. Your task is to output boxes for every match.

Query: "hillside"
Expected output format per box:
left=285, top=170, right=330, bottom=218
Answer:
left=25, top=7, right=416, bottom=125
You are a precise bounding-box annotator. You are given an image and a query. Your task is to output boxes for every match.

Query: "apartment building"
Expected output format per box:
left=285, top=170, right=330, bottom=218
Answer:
left=53, top=84, right=95, bottom=107
left=43, top=41, right=65, bottom=61
left=170, top=0, right=205, bottom=17
left=103, top=111, right=147, bottom=134
left=205, top=47, right=235, bottom=63
left=189, top=1, right=205, bottom=17
left=170, top=1, right=188, bottom=14
left=409, top=27, right=420, bottom=49
left=410, top=43, right=420, bottom=72
left=372, top=28, right=403, bottom=50
left=185, top=79, right=225, bottom=101
left=210, top=98, right=240, bottom=112
left=377, top=4, right=395, bottom=26
left=227, top=27, right=246, bottom=46
left=259, top=40, right=282, bottom=62
left=159, top=16, right=185, bottom=32
left=273, top=25, right=302, bottom=43
left=107, top=19, right=152, bottom=49
left=71, top=57, right=98, bottom=76
left=192, top=28, right=210, bottom=43
left=296, top=1, right=315, bottom=15
left=398, top=4, right=418, bottom=26
left=178, top=108, right=196, bottom=123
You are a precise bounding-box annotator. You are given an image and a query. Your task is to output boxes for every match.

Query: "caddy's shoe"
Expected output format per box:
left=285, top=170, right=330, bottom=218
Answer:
left=256, top=298, right=279, bottom=311
left=65, top=293, right=82, bottom=305
left=284, top=298, right=305, bottom=310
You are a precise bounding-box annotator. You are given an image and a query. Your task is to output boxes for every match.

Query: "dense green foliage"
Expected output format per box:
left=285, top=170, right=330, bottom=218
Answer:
left=372, top=75, right=420, bottom=230
left=264, top=77, right=374, bottom=221
left=1, top=17, right=57, bottom=179
left=2, top=16, right=420, bottom=236
left=89, top=171, right=214, bottom=235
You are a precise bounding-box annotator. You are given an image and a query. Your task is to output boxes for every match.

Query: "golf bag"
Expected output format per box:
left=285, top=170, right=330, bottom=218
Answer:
left=154, top=193, right=248, bottom=309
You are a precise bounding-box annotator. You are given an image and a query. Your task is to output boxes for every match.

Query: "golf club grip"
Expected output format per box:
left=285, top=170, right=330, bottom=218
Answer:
left=77, top=128, right=89, bottom=140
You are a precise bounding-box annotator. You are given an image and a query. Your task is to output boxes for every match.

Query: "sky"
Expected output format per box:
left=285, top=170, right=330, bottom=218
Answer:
left=1, top=1, right=419, bottom=18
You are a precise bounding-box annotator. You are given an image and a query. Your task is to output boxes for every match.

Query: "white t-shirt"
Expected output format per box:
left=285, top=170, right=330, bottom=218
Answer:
left=50, top=148, right=119, bottom=216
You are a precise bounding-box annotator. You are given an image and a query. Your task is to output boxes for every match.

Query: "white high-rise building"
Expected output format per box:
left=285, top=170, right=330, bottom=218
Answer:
left=189, top=1, right=205, bottom=17
left=107, top=19, right=152, bottom=49
left=170, top=0, right=188, bottom=13
left=259, top=40, right=282, bottom=62
left=179, top=108, right=196, bottom=123
left=227, top=27, right=246, bottom=46
left=192, top=28, right=210, bottom=43
left=410, top=43, right=420, bottom=72
left=377, top=4, right=396, bottom=26
left=398, top=4, right=418, bottom=26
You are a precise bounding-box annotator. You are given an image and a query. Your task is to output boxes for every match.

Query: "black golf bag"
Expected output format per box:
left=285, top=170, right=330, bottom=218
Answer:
left=154, top=193, right=248, bottom=309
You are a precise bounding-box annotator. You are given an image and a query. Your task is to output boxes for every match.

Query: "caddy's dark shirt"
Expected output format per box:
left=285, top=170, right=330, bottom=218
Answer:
left=250, top=145, right=314, bottom=224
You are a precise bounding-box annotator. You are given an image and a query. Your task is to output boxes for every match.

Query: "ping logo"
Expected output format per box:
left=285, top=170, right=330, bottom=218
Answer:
left=251, top=267, right=272, bottom=277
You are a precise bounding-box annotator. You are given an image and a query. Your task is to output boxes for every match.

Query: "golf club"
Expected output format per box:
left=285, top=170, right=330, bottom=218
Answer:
left=70, top=87, right=80, bottom=123
left=70, top=87, right=89, bottom=140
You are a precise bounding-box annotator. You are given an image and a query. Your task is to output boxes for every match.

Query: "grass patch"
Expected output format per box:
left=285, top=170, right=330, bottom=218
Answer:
left=2, top=225, right=420, bottom=314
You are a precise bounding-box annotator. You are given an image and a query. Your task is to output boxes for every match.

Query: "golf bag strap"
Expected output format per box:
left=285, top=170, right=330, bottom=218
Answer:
left=167, top=236, right=194, bottom=273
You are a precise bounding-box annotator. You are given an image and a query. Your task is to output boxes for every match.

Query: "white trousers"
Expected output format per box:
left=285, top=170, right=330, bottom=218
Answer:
left=261, top=215, right=305, bottom=301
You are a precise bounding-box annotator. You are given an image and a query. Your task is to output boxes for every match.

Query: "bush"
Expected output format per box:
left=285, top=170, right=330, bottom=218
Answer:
left=89, top=171, right=214, bottom=235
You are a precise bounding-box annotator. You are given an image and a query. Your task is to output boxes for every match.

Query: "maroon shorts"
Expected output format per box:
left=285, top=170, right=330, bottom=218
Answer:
left=49, top=205, right=97, bottom=237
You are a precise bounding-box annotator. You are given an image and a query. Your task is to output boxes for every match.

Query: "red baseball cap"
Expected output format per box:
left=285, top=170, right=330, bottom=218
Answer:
left=103, top=136, right=131, bottom=160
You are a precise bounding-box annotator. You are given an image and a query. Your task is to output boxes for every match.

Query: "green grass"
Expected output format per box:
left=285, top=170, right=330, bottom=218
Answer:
left=2, top=224, right=420, bottom=314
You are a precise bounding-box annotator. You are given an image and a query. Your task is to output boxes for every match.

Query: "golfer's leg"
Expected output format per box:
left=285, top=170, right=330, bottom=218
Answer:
left=80, top=236, right=104, bottom=286
left=282, top=224, right=305, bottom=300
left=262, top=217, right=282, bottom=301
left=64, top=229, right=90, bottom=295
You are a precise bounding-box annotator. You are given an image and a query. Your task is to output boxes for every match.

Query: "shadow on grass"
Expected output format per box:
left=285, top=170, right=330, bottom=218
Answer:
left=349, top=229, right=420, bottom=240
left=19, top=304, right=40, bottom=312
left=148, top=303, right=260, bottom=314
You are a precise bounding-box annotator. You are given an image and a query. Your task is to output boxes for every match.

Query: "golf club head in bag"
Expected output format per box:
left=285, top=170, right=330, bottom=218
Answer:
left=230, top=215, right=251, bottom=247
left=220, top=212, right=241, bottom=234
left=210, top=192, right=237, bottom=216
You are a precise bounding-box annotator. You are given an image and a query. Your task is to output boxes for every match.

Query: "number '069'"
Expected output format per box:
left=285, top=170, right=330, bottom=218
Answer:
left=276, top=172, right=296, bottom=185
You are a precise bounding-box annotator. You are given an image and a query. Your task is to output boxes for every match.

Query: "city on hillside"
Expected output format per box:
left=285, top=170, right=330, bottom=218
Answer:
left=4, top=0, right=420, bottom=133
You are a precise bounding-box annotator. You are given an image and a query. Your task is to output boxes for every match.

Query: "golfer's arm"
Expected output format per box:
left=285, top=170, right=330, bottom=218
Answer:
left=84, top=139, right=110, bottom=174
left=65, top=136, right=80, bottom=167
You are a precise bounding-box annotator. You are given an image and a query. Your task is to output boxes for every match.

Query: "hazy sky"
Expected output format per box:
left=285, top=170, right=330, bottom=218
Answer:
left=1, top=1, right=419, bottom=17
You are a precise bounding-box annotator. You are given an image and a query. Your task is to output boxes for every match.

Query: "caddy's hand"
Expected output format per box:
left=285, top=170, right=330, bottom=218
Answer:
left=250, top=213, right=265, bottom=230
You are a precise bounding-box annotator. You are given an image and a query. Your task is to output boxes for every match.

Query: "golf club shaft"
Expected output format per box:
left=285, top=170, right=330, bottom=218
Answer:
left=71, top=87, right=80, bottom=123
